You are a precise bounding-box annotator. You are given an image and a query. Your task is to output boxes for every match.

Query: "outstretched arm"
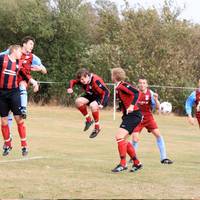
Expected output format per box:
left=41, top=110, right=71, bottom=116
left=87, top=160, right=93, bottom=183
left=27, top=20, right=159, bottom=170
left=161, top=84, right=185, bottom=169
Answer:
left=31, top=54, right=47, bottom=74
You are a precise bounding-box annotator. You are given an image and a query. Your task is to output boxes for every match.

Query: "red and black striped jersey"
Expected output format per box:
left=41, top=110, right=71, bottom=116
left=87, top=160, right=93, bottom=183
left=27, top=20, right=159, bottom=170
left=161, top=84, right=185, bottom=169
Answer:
left=0, top=55, right=29, bottom=89
left=116, top=81, right=140, bottom=114
left=69, top=74, right=110, bottom=107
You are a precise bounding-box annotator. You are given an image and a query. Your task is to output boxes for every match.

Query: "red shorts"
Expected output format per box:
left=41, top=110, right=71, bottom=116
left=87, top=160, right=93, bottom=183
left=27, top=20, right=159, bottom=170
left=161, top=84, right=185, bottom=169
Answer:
left=133, top=114, right=158, bottom=133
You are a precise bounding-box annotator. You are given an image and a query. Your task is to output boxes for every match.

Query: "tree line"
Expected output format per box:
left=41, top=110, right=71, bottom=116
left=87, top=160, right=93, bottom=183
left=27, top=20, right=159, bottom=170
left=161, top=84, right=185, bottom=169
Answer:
left=0, top=0, right=199, bottom=114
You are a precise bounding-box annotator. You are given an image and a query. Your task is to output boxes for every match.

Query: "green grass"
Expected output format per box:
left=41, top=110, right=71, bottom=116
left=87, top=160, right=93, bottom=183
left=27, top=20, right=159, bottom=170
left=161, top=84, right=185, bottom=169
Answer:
left=0, top=106, right=199, bottom=199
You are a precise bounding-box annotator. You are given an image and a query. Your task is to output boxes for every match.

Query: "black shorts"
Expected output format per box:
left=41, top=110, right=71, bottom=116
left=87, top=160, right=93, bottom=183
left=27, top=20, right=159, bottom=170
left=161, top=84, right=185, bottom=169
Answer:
left=82, top=94, right=101, bottom=105
left=0, top=88, right=21, bottom=117
left=120, top=110, right=142, bottom=134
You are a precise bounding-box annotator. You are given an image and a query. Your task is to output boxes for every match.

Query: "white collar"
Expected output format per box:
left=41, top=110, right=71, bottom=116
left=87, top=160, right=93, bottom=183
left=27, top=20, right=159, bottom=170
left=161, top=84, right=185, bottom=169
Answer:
left=88, top=73, right=93, bottom=84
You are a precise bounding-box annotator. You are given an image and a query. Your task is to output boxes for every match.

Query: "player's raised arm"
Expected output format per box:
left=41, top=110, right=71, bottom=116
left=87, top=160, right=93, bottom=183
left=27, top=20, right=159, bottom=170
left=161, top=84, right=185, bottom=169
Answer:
left=150, top=90, right=160, bottom=110
left=31, top=54, right=47, bottom=74
left=0, top=49, right=10, bottom=56
left=185, top=91, right=196, bottom=125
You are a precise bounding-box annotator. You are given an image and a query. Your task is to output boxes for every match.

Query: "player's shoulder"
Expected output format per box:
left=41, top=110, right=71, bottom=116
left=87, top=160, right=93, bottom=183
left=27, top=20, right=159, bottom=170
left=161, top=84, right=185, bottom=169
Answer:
left=0, top=54, right=6, bottom=61
left=93, top=73, right=102, bottom=80
left=92, top=74, right=104, bottom=83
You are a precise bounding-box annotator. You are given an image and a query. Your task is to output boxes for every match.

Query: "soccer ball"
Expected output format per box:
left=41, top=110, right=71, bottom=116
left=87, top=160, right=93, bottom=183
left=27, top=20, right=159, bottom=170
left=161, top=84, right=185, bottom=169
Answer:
left=159, top=102, right=172, bottom=114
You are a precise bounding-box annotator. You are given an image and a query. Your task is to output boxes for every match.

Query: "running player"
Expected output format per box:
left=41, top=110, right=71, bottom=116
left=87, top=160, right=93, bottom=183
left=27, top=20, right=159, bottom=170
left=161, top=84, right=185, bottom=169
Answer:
left=67, top=68, right=110, bottom=138
left=111, top=68, right=142, bottom=173
left=185, top=79, right=200, bottom=127
left=131, top=78, right=173, bottom=164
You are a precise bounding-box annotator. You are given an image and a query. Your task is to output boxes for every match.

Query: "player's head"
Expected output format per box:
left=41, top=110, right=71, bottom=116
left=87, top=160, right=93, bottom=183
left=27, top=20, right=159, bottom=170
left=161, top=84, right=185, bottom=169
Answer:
left=111, top=68, right=126, bottom=83
left=21, top=36, right=35, bottom=53
left=138, top=78, right=148, bottom=92
left=9, top=45, right=22, bottom=59
left=76, top=68, right=91, bottom=85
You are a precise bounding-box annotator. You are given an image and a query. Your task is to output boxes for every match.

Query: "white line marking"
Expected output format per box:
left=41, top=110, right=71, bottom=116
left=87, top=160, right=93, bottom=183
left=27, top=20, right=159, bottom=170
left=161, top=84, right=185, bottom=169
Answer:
left=0, top=156, right=48, bottom=163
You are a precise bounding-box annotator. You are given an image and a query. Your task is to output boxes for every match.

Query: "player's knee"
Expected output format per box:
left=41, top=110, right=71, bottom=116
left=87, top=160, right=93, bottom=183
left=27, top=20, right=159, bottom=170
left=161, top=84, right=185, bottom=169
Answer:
left=152, top=129, right=161, bottom=138
left=1, top=117, right=8, bottom=126
left=75, top=98, right=83, bottom=107
left=14, top=116, right=24, bottom=124
left=90, top=102, right=98, bottom=111
left=133, top=137, right=139, bottom=142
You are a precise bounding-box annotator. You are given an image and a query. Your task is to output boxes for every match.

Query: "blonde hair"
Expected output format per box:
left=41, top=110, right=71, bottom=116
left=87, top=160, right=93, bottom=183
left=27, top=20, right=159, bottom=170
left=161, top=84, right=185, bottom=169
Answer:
left=9, top=45, right=21, bottom=54
left=111, top=67, right=126, bottom=81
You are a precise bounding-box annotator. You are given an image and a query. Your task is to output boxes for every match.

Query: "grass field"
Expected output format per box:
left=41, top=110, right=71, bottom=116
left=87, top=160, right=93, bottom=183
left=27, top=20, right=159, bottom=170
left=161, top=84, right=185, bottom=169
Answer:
left=0, top=106, right=199, bottom=199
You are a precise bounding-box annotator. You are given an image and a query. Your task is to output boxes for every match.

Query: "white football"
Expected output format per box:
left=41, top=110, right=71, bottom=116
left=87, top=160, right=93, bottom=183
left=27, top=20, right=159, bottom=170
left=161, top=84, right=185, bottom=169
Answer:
left=160, top=102, right=172, bottom=114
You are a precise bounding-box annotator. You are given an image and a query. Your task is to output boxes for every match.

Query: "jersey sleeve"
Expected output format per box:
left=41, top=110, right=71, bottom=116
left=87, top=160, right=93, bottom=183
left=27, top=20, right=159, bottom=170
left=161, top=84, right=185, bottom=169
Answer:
left=31, top=54, right=45, bottom=68
left=68, top=79, right=80, bottom=89
left=150, top=90, right=156, bottom=110
left=94, top=79, right=110, bottom=107
left=185, top=91, right=196, bottom=115
left=0, top=49, right=10, bottom=56
left=120, top=83, right=139, bottom=106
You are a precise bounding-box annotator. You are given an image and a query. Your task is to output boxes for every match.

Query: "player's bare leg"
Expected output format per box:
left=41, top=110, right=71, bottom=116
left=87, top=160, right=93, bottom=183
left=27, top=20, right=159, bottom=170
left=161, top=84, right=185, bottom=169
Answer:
left=14, top=115, right=28, bottom=156
left=75, top=97, right=93, bottom=131
left=89, top=101, right=101, bottom=138
left=151, top=129, right=173, bottom=164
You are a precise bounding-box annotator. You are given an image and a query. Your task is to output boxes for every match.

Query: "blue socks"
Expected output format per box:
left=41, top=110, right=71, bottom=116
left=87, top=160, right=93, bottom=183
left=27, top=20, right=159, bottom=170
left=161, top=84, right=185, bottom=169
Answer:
left=156, top=136, right=167, bottom=161
left=8, top=113, right=13, bottom=130
left=131, top=141, right=138, bottom=151
left=19, top=84, right=27, bottom=109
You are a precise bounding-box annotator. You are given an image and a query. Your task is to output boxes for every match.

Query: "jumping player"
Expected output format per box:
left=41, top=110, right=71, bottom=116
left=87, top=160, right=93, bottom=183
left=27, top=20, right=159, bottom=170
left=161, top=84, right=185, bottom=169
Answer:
left=67, top=68, right=110, bottom=138
left=111, top=68, right=142, bottom=173
left=0, top=36, right=47, bottom=119
left=185, top=79, right=200, bottom=127
left=0, top=45, right=30, bottom=156
left=131, top=78, right=173, bottom=164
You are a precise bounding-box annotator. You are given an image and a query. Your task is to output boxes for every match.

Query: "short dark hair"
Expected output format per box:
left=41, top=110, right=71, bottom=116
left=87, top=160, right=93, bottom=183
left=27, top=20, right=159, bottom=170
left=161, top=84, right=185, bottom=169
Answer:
left=21, top=36, right=35, bottom=46
left=76, top=68, right=90, bottom=80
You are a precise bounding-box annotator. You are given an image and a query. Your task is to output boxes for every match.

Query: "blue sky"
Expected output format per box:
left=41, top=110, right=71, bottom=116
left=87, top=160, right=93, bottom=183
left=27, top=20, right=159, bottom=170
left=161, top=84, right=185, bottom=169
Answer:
left=88, top=0, right=200, bottom=24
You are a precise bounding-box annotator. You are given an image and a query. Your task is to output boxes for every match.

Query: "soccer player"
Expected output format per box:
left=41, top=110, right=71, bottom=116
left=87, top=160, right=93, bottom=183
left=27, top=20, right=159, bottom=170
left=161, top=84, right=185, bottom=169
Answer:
left=0, top=45, right=31, bottom=156
left=185, top=79, right=200, bottom=127
left=111, top=68, right=142, bottom=173
left=131, top=78, right=173, bottom=164
left=67, top=68, right=110, bottom=138
left=0, top=36, right=47, bottom=119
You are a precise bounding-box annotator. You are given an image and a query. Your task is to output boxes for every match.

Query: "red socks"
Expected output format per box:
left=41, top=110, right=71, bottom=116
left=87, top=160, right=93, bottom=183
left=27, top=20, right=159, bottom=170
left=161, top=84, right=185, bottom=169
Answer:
left=117, top=138, right=127, bottom=167
left=17, top=122, right=27, bottom=147
left=116, top=139, right=140, bottom=167
left=92, top=111, right=99, bottom=129
left=78, top=105, right=92, bottom=122
left=127, top=142, right=140, bottom=166
left=78, top=105, right=100, bottom=129
left=1, top=125, right=11, bottom=147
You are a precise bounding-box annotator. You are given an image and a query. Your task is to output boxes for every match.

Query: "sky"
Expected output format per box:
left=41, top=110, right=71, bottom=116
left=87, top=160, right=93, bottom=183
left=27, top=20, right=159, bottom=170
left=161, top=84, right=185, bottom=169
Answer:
left=88, top=0, right=200, bottom=24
